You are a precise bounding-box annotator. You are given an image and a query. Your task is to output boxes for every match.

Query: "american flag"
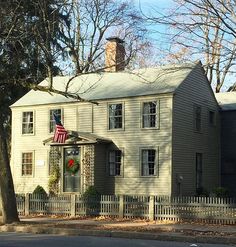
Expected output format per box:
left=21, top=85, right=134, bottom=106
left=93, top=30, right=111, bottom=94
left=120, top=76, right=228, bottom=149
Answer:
left=53, top=113, right=67, bottom=143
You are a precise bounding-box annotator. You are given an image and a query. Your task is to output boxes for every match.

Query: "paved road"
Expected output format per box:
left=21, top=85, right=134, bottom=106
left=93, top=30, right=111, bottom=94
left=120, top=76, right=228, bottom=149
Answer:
left=0, top=233, right=234, bottom=247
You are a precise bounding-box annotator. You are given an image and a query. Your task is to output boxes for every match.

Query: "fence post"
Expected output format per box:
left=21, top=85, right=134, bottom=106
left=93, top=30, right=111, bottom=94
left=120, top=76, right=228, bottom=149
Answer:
left=149, top=195, right=155, bottom=221
left=70, top=194, right=76, bottom=217
left=25, top=193, right=30, bottom=216
left=119, top=195, right=124, bottom=219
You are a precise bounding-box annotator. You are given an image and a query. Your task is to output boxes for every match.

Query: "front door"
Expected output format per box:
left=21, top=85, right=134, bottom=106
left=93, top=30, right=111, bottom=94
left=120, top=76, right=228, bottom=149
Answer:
left=63, top=147, right=81, bottom=192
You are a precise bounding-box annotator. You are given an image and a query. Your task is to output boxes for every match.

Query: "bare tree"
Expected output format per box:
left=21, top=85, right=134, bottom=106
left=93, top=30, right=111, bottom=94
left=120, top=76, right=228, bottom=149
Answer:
left=0, top=0, right=148, bottom=224
left=57, top=0, right=149, bottom=74
left=147, top=0, right=236, bottom=92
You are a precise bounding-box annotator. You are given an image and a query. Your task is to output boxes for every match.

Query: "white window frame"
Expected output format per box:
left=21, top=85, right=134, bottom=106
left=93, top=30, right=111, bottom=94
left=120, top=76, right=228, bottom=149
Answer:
left=108, top=149, right=123, bottom=176
left=21, top=151, right=34, bottom=177
left=140, top=147, right=159, bottom=177
left=141, top=101, right=159, bottom=129
left=22, top=111, right=34, bottom=135
left=107, top=102, right=124, bottom=130
left=49, top=108, right=62, bottom=133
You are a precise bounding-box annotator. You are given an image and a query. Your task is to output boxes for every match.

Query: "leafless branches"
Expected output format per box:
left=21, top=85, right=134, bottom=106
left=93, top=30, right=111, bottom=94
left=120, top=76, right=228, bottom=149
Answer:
left=147, top=0, right=236, bottom=92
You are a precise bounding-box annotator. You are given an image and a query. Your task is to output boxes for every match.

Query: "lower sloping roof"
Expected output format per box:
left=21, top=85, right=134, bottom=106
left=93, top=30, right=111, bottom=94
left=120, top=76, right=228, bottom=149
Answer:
left=43, top=131, right=112, bottom=146
left=215, top=92, right=236, bottom=111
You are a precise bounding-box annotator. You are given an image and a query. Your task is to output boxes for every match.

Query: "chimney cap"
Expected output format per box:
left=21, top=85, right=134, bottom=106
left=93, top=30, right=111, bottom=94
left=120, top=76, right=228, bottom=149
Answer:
left=106, top=36, right=124, bottom=44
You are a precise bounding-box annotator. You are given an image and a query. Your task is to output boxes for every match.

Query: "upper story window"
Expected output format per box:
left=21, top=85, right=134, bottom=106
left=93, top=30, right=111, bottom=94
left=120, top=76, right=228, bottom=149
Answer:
left=141, top=149, right=156, bottom=176
left=194, top=105, right=201, bottom=132
left=142, top=101, right=158, bottom=128
left=108, top=150, right=122, bottom=176
left=109, top=103, right=123, bottom=129
left=49, top=109, right=62, bottom=133
left=22, top=152, right=33, bottom=176
left=22, top=111, right=34, bottom=134
left=209, top=110, right=215, bottom=126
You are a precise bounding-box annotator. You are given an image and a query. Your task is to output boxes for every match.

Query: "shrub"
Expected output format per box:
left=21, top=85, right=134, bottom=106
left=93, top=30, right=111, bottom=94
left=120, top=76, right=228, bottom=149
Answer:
left=82, top=186, right=100, bottom=199
left=212, top=187, right=229, bottom=197
left=33, top=185, right=47, bottom=197
left=82, top=186, right=101, bottom=214
left=196, top=187, right=209, bottom=197
left=48, top=164, right=61, bottom=195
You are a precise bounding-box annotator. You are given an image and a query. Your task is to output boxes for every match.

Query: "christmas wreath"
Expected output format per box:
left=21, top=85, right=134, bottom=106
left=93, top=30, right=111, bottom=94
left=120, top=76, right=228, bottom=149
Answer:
left=66, top=158, right=80, bottom=174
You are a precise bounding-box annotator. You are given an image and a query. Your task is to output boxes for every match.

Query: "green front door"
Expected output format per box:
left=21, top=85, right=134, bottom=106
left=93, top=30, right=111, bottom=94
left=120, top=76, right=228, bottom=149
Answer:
left=63, top=147, right=81, bottom=192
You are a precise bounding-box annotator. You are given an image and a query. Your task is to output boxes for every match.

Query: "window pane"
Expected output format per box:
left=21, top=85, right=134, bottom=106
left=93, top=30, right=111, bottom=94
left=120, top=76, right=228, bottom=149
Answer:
left=22, top=152, right=33, bottom=176
left=142, top=149, right=156, bottom=176
left=109, top=150, right=121, bottom=176
left=143, top=102, right=157, bottom=128
left=22, top=112, right=33, bottom=134
left=50, top=109, right=61, bottom=133
left=109, top=104, right=122, bottom=129
left=149, top=102, right=156, bottom=113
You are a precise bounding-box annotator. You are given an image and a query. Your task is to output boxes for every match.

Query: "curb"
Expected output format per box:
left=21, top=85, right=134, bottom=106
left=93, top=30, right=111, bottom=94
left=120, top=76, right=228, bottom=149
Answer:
left=0, top=225, right=236, bottom=245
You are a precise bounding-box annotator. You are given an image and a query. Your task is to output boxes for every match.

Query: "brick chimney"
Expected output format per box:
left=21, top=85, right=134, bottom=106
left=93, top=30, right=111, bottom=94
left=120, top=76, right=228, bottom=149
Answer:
left=105, top=37, right=125, bottom=72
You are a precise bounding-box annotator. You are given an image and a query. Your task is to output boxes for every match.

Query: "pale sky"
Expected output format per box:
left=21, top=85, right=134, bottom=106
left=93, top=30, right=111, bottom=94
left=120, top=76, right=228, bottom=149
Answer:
left=135, top=0, right=174, bottom=9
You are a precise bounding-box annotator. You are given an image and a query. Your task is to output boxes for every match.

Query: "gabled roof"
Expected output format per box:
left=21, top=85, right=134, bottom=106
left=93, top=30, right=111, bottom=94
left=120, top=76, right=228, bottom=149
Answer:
left=215, top=92, right=236, bottom=111
left=43, top=131, right=112, bottom=146
left=11, top=63, right=199, bottom=107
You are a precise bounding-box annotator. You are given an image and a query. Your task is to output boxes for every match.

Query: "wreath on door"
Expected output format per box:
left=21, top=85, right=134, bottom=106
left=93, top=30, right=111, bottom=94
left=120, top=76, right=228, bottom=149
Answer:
left=66, top=158, right=80, bottom=175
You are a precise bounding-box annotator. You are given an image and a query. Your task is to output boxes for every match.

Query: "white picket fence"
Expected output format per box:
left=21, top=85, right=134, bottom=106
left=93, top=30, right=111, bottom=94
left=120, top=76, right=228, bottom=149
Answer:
left=16, top=194, right=236, bottom=225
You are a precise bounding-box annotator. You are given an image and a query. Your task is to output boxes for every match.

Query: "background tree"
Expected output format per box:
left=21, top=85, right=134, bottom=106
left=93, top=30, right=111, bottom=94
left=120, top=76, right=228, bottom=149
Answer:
left=0, top=0, right=148, bottom=223
left=147, top=0, right=236, bottom=92
left=57, top=0, right=149, bottom=74
left=0, top=0, right=68, bottom=224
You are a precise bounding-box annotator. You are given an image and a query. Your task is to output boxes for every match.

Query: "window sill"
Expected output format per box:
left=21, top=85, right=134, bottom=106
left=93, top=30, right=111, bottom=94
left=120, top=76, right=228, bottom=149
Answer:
left=140, top=175, right=158, bottom=178
left=108, top=128, right=125, bottom=132
left=22, top=133, right=35, bottom=136
left=109, top=174, right=123, bottom=177
left=141, top=127, right=159, bottom=130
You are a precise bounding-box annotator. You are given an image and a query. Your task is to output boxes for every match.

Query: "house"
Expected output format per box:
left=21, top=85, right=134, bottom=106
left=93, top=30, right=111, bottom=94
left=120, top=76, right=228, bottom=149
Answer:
left=215, top=92, right=236, bottom=196
left=10, top=38, right=220, bottom=196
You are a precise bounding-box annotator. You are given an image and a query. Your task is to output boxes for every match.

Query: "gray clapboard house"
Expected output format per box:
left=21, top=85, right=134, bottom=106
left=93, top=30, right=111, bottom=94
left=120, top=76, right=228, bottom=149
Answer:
left=10, top=39, right=220, bottom=196
left=215, top=92, right=236, bottom=196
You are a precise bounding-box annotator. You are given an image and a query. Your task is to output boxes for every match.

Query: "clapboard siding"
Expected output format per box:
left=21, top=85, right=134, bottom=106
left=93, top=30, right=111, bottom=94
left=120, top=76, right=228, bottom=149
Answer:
left=172, top=64, right=220, bottom=195
left=11, top=103, right=78, bottom=193
left=220, top=111, right=236, bottom=196
left=94, top=144, right=107, bottom=194
left=11, top=65, right=221, bottom=196
left=78, top=103, right=93, bottom=132
left=90, top=96, right=172, bottom=195
left=11, top=95, right=172, bottom=195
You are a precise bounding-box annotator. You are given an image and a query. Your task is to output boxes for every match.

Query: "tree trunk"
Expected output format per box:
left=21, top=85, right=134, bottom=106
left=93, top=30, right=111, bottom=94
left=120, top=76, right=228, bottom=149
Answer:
left=0, top=119, right=19, bottom=224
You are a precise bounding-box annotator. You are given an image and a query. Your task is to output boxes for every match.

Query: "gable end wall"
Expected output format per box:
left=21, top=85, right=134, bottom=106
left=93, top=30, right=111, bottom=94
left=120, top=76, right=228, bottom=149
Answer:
left=172, top=64, right=220, bottom=195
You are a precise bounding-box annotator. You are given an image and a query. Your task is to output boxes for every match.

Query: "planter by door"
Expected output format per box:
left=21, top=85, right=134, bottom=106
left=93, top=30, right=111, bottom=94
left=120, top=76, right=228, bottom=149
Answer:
left=63, top=147, right=81, bottom=192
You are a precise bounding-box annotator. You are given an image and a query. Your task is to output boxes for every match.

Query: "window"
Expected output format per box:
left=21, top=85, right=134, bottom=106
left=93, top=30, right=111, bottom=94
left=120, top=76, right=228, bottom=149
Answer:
left=109, top=103, right=123, bottom=129
left=196, top=153, right=203, bottom=190
left=108, top=150, right=122, bottom=176
left=49, top=109, right=62, bottom=133
left=209, top=110, right=215, bottom=126
left=22, top=111, right=34, bottom=134
left=194, top=106, right=201, bottom=132
left=141, top=149, right=156, bottom=176
left=142, top=101, right=157, bottom=128
left=22, top=152, right=33, bottom=176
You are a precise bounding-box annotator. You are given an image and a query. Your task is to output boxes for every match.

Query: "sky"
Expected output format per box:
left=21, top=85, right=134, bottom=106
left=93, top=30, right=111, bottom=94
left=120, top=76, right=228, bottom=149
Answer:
left=133, top=0, right=235, bottom=91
